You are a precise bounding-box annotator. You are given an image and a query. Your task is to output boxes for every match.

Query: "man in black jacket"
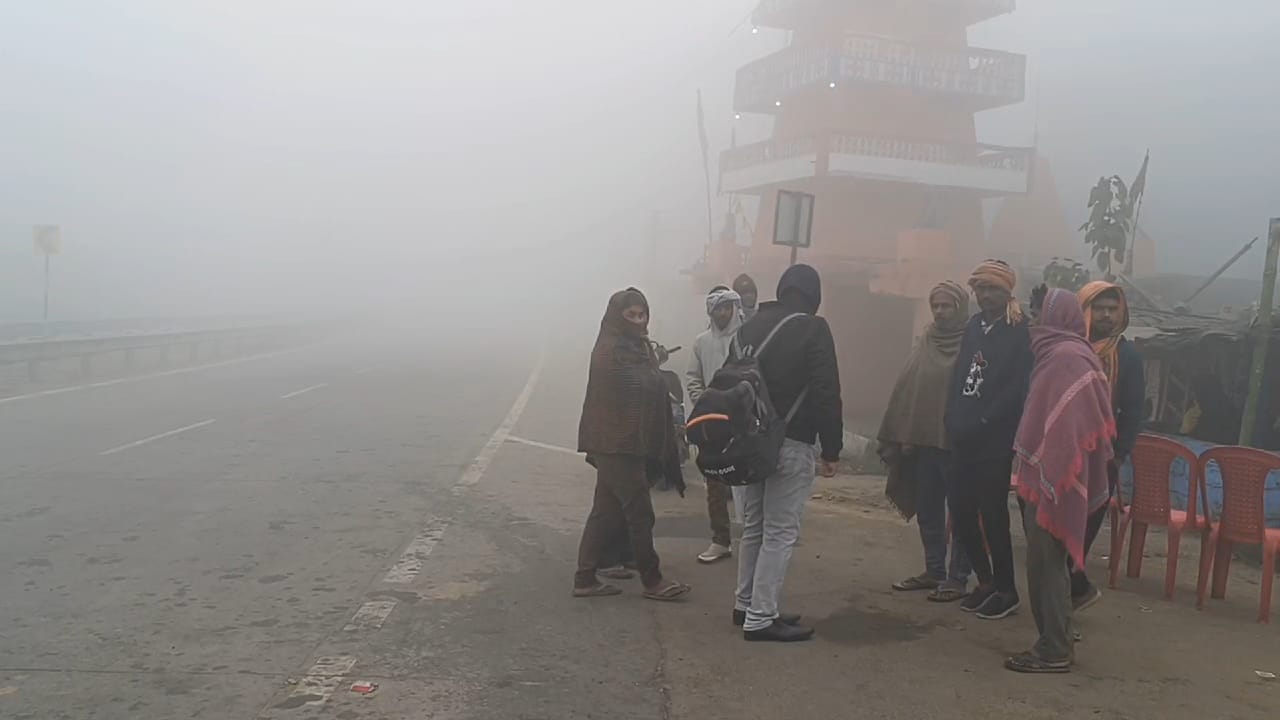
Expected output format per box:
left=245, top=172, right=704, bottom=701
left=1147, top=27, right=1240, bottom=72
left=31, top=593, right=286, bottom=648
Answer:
left=944, top=260, right=1032, bottom=621
left=1072, top=282, right=1145, bottom=609
left=732, top=264, right=843, bottom=642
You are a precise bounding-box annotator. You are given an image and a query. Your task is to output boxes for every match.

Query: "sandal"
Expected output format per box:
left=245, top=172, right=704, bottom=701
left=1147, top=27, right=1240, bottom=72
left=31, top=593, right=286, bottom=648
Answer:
left=927, top=587, right=968, bottom=603
left=642, top=581, right=691, bottom=601
left=598, top=566, right=636, bottom=580
left=1004, top=651, right=1071, bottom=674
left=892, top=574, right=940, bottom=592
left=572, top=583, right=622, bottom=598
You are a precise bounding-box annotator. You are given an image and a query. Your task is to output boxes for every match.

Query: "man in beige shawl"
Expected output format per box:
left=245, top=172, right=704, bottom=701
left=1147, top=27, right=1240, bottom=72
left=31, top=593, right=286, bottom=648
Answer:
left=878, top=281, right=973, bottom=602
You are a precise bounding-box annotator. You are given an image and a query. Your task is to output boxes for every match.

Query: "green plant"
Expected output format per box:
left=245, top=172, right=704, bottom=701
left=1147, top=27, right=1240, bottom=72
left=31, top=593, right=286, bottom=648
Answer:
left=1080, top=175, right=1132, bottom=279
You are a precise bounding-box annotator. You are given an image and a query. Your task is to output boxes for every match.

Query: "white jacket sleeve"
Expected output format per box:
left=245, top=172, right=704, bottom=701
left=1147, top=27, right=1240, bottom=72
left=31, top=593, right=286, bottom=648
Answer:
left=686, top=342, right=706, bottom=403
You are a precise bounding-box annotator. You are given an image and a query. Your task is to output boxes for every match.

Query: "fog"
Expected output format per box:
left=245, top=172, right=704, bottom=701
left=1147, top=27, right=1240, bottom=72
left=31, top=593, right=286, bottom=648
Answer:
left=2, top=0, right=1278, bottom=328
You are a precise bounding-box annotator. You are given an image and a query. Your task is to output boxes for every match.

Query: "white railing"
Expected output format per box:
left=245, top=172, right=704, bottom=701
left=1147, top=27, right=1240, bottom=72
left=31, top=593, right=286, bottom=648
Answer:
left=720, top=131, right=1030, bottom=194
left=720, top=136, right=818, bottom=172
left=735, top=34, right=1024, bottom=111
left=830, top=134, right=1030, bottom=173
left=753, top=0, right=1016, bottom=27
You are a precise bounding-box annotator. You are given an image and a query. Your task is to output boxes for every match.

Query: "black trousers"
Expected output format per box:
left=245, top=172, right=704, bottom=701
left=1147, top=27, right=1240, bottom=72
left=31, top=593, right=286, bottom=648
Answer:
left=951, top=453, right=1017, bottom=594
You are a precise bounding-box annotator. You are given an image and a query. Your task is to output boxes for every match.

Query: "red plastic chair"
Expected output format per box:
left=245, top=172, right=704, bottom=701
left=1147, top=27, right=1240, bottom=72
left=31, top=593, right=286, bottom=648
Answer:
left=1110, top=434, right=1211, bottom=600
left=1194, top=446, right=1280, bottom=623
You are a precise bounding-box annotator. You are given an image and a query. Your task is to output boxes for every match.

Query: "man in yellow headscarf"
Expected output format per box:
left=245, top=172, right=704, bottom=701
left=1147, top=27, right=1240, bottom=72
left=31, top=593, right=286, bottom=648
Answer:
left=1072, top=281, right=1146, bottom=611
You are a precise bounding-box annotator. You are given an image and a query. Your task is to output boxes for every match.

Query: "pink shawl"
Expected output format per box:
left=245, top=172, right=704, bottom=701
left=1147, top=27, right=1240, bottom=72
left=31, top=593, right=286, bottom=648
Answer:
left=1014, top=288, right=1116, bottom=567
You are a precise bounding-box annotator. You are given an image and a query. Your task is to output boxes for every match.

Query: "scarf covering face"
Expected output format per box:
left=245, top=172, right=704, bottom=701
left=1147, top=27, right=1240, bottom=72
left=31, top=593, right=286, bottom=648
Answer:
left=578, top=288, right=678, bottom=465
left=1077, top=280, right=1129, bottom=396
left=1013, top=288, right=1116, bottom=567
left=968, top=259, right=1024, bottom=325
left=878, top=281, right=970, bottom=518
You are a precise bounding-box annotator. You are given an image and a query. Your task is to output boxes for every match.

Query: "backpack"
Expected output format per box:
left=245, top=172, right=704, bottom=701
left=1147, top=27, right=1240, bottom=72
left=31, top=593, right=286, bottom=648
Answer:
left=685, top=313, right=808, bottom=487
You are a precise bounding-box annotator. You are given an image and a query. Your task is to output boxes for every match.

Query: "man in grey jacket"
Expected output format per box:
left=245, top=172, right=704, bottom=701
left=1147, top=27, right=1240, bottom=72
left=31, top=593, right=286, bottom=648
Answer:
left=687, top=286, right=744, bottom=563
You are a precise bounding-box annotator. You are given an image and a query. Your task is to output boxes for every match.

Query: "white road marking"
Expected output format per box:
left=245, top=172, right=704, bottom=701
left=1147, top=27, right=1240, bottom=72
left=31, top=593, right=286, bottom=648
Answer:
left=453, top=354, right=544, bottom=490
left=506, top=435, right=580, bottom=456
left=279, top=382, right=328, bottom=399
left=285, top=655, right=357, bottom=707
left=353, top=365, right=378, bottom=375
left=343, top=600, right=397, bottom=631
left=99, top=419, right=217, bottom=456
left=0, top=347, right=306, bottom=407
left=382, top=522, right=447, bottom=584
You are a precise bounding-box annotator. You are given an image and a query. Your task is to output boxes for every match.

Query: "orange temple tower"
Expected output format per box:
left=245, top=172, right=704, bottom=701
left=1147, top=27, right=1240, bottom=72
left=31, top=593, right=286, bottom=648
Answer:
left=717, top=0, right=1030, bottom=421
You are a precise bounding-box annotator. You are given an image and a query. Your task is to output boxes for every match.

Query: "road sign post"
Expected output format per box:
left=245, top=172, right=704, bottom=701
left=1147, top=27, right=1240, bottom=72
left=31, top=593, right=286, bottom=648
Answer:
left=33, top=225, right=61, bottom=336
left=772, top=190, right=814, bottom=266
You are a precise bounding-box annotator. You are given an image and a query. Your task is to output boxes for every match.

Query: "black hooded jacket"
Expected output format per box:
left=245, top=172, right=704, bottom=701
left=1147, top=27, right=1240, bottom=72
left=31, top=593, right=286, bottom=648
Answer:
left=734, top=265, right=844, bottom=461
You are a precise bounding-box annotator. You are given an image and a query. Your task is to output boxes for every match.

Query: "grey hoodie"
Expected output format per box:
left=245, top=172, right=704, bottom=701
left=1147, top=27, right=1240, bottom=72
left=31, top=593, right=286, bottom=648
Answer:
left=686, top=290, right=744, bottom=403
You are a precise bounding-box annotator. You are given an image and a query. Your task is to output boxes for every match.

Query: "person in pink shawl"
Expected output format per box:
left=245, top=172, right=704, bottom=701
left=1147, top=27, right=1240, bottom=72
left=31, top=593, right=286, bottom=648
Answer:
left=1005, top=287, right=1115, bottom=674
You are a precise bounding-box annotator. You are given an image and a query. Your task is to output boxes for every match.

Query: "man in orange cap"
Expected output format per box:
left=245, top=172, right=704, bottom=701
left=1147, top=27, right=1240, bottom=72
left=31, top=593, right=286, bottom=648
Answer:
left=944, top=260, right=1033, bottom=621
left=1072, top=281, right=1145, bottom=611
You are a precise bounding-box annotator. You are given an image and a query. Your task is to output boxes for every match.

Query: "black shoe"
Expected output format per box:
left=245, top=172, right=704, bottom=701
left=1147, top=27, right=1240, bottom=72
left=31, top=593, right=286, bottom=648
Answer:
left=975, top=591, right=1021, bottom=620
left=733, top=610, right=801, bottom=627
left=959, top=584, right=996, bottom=613
left=1072, top=585, right=1102, bottom=613
left=744, top=620, right=815, bottom=642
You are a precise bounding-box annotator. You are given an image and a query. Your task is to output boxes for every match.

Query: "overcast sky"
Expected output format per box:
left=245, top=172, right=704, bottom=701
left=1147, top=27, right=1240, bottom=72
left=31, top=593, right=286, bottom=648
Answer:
left=1, top=0, right=1277, bottom=322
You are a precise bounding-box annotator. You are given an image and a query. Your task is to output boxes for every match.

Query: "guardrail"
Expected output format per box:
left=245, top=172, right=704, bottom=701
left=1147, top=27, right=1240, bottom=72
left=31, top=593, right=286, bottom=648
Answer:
left=0, top=325, right=313, bottom=382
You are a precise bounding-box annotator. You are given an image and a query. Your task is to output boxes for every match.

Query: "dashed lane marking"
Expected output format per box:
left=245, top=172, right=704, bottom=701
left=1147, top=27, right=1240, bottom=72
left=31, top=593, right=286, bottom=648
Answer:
left=275, top=656, right=357, bottom=710
left=342, top=600, right=397, bottom=632
left=381, top=522, right=447, bottom=584
left=99, top=419, right=217, bottom=456
left=279, top=382, right=328, bottom=399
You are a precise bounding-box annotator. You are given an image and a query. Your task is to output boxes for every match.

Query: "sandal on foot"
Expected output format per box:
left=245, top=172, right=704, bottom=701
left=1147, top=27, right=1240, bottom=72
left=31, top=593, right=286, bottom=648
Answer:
left=573, top=583, right=622, bottom=598
left=892, top=574, right=940, bottom=592
left=927, top=587, right=968, bottom=603
left=597, top=566, right=636, bottom=580
left=1004, top=651, right=1071, bottom=674
left=642, top=581, right=691, bottom=601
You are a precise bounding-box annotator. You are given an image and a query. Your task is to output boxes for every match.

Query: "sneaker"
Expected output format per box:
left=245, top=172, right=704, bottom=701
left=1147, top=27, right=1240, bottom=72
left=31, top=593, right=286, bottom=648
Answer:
left=744, top=620, right=815, bottom=642
left=975, top=591, right=1021, bottom=620
left=959, top=584, right=997, bottom=613
left=1072, top=585, right=1103, bottom=613
left=697, top=543, right=733, bottom=564
left=733, top=609, right=801, bottom=627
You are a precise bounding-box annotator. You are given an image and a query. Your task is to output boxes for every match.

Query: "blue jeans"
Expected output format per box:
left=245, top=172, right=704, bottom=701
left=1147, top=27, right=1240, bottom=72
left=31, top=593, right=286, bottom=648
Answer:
left=732, top=439, right=816, bottom=632
left=915, top=447, right=972, bottom=587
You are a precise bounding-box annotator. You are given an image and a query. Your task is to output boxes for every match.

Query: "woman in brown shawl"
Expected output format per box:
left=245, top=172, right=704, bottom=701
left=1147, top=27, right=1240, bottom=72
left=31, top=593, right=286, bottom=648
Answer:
left=574, top=288, right=690, bottom=600
left=878, top=281, right=973, bottom=602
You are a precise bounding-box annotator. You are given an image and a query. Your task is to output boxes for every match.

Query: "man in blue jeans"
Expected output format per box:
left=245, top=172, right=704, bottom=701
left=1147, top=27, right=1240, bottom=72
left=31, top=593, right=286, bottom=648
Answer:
left=731, top=264, right=843, bottom=642
left=879, top=281, right=973, bottom=601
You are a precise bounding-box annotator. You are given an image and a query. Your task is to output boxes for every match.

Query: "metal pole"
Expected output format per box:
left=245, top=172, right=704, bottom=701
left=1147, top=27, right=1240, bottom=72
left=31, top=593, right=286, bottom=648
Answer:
left=1184, top=236, right=1259, bottom=306
left=790, top=245, right=798, bottom=267
left=43, top=253, right=50, bottom=336
left=1238, top=218, right=1280, bottom=447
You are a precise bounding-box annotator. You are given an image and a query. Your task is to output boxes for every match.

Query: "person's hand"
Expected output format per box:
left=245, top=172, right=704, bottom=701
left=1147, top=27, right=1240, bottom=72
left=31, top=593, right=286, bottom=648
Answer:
left=819, top=459, right=838, bottom=478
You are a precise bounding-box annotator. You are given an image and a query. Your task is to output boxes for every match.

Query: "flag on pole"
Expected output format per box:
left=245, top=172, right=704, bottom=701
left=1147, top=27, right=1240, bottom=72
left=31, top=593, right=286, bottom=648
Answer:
left=1130, top=150, right=1149, bottom=204
left=696, top=90, right=711, bottom=171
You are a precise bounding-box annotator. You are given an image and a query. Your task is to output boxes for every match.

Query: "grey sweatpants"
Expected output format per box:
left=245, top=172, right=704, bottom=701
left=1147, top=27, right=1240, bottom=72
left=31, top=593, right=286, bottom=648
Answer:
left=732, top=439, right=817, bottom=632
left=1021, top=500, right=1074, bottom=662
